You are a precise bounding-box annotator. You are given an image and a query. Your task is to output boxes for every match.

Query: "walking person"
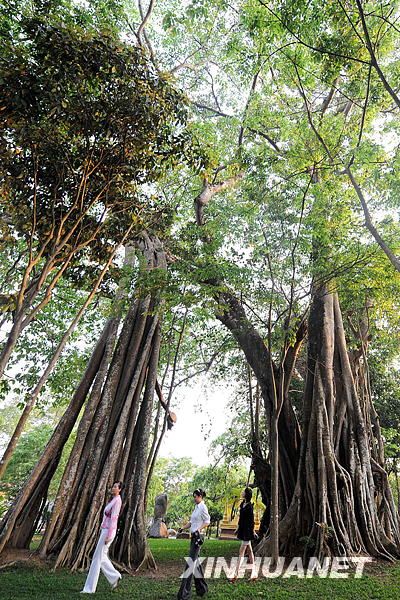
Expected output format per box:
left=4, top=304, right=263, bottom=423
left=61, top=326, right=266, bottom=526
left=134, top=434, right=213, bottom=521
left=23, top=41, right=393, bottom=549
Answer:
left=177, top=488, right=211, bottom=599
left=81, top=481, right=124, bottom=594
left=230, top=487, right=258, bottom=582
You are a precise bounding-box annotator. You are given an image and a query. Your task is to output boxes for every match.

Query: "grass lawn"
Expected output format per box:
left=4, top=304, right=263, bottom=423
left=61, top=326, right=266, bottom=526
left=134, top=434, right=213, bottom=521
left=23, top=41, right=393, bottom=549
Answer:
left=0, top=538, right=399, bottom=599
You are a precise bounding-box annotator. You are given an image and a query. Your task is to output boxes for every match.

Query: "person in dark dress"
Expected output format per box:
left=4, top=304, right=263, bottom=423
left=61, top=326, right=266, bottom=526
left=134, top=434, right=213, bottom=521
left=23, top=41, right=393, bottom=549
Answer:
left=230, top=487, right=258, bottom=582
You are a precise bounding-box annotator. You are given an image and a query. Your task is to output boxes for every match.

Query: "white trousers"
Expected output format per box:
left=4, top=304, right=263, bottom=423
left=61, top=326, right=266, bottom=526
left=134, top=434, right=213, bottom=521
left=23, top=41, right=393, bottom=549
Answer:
left=81, top=529, right=121, bottom=593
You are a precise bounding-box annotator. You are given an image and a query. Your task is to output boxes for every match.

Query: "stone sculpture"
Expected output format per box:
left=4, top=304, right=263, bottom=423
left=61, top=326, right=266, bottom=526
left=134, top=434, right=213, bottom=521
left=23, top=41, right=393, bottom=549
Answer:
left=148, top=492, right=168, bottom=538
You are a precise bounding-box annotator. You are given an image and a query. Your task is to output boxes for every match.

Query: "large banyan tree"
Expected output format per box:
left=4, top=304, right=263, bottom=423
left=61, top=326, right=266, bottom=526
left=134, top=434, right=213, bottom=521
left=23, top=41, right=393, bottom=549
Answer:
left=251, top=284, right=400, bottom=561
left=289, top=284, right=399, bottom=560
left=193, top=170, right=400, bottom=560
left=175, top=0, right=400, bottom=562
left=0, top=233, right=168, bottom=570
left=1, top=0, right=400, bottom=572
left=209, top=234, right=400, bottom=560
left=190, top=165, right=400, bottom=561
left=0, top=5, right=198, bottom=570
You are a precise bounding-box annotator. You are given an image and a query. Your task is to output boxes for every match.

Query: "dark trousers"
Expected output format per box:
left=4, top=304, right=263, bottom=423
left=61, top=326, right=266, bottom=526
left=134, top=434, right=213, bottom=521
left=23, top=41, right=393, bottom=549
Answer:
left=177, top=534, right=208, bottom=599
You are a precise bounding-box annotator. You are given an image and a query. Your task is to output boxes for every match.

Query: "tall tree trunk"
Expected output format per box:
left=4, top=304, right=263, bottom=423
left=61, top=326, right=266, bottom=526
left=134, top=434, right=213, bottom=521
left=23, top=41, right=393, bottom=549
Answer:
left=0, top=317, right=117, bottom=554
left=0, top=240, right=129, bottom=480
left=216, top=290, right=302, bottom=518
left=40, top=233, right=166, bottom=571
left=43, top=298, right=159, bottom=570
left=113, top=323, right=161, bottom=571
left=256, top=284, right=400, bottom=560
left=270, top=393, right=280, bottom=565
left=0, top=234, right=167, bottom=572
left=250, top=382, right=272, bottom=536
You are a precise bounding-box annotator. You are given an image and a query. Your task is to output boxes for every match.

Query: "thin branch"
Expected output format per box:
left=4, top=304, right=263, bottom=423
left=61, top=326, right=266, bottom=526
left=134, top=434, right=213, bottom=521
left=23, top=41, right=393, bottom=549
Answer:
left=293, top=62, right=335, bottom=164
left=238, top=69, right=261, bottom=148
left=337, top=0, right=366, bottom=46
left=257, top=0, right=371, bottom=65
left=355, top=0, right=400, bottom=109
left=356, top=63, right=372, bottom=151
left=206, top=66, right=223, bottom=112
left=247, top=127, right=282, bottom=154
left=344, top=167, right=400, bottom=273
left=136, top=0, right=157, bottom=66
left=192, top=101, right=234, bottom=118
left=137, top=0, right=156, bottom=43
left=366, top=10, right=400, bottom=35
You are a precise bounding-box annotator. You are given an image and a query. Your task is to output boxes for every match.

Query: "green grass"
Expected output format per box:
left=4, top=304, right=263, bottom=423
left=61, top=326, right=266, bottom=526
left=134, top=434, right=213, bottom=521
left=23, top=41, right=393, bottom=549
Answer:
left=149, top=538, right=241, bottom=561
left=1, top=539, right=399, bottom=599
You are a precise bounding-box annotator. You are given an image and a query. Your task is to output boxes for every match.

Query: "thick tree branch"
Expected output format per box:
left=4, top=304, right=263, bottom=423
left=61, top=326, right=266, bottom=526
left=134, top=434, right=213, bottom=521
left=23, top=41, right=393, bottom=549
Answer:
left=216, top=289, right=278, bottom=394
left=194, top=173, right=245, bottom=226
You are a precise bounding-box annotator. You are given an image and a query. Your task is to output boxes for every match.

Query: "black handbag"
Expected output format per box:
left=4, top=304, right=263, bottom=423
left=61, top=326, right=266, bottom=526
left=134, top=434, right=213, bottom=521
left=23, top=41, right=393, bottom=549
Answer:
left=192, top=531, right=204, bottom=547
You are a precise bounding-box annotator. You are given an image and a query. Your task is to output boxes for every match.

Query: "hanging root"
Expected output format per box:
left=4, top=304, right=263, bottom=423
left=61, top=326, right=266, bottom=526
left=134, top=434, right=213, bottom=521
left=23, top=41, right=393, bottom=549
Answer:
left=134, top=547, right=157, bottom=572
left=259, top=286, right=400, bottom=561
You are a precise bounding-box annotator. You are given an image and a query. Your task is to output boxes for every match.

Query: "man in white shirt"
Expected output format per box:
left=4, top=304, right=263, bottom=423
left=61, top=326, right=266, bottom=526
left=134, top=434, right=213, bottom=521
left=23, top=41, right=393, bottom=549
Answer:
left=177, top=488, right=210, bottom=599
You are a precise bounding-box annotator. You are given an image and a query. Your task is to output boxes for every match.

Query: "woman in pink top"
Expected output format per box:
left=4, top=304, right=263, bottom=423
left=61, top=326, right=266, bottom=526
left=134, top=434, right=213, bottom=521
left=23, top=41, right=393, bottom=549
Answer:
left=81, top=481, right=124, bottom=594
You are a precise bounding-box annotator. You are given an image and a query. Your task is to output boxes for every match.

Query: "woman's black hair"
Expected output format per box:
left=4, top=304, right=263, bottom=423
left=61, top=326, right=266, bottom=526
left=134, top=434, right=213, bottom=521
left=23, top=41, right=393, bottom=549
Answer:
left=114, top=481, right=125, bottom=492
left=244, top=487, right=252, bottom=502
left=193, top=488, right=206, bottom=498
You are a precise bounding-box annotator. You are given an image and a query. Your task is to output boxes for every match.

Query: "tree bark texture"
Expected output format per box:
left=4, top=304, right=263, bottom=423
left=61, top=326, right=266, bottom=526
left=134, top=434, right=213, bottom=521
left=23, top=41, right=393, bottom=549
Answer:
left=255, top=284, right=400, bottom=560
left=0, top=234, right=167, bottom=572
left=0, top=317, right=117, bottom=554
left=216, top=290, right=302, bottom=518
